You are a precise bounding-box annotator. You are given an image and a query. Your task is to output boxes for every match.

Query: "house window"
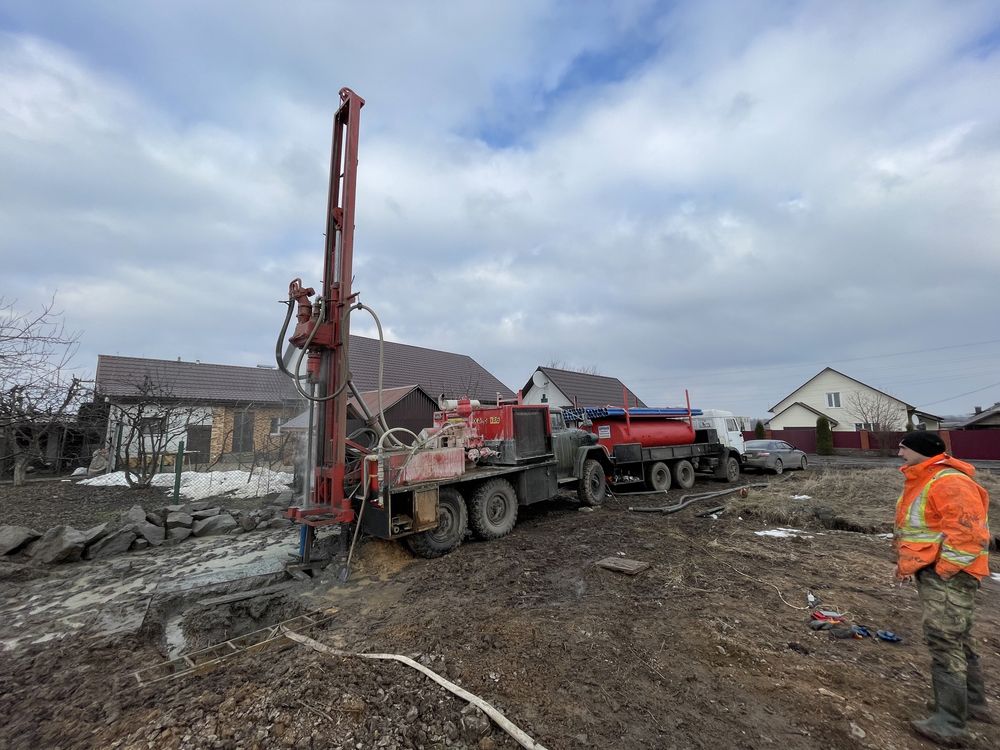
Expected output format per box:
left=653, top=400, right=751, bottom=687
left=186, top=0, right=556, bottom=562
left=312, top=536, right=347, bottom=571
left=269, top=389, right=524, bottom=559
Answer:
left=269, top=417, right=282, bottom=435
left=826, top=392, right=841, bottom=408
left=232, top=411, right=255, bottom=453
left=139, top=416, right=166, bottom=435
left=854, top=422, right=875, bottom=431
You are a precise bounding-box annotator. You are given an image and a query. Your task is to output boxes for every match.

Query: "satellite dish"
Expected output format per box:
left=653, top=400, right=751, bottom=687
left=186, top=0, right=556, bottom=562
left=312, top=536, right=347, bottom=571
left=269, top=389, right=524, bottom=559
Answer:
left=531, top=370, right=549, bottom=388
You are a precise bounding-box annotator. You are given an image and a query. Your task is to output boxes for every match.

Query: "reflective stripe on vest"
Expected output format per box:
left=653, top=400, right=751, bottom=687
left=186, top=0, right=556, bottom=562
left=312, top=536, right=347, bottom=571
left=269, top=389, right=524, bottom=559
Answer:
left=895, top=468, right=968, bottom=545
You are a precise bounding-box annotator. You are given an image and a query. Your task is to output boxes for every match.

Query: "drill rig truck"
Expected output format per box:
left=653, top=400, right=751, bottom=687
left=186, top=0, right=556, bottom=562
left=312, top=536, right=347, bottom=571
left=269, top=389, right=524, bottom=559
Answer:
left=277, top=88, right=742, bottom=568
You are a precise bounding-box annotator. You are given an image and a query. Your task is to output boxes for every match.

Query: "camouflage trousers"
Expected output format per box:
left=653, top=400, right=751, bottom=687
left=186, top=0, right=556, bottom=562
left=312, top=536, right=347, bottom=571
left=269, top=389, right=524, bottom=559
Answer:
left=916, top=567, right=981, bottom=677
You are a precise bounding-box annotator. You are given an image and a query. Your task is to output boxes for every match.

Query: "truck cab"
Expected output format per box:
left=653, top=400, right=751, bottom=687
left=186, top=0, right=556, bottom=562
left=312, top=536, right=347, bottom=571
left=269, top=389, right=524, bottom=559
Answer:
left=691, top=410, right=746, bottom=457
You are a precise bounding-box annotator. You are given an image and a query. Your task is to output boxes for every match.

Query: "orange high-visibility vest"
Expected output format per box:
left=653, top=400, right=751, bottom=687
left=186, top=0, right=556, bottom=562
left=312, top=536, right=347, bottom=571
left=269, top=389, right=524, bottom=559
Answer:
left=894, top=455, right=991, bottom=580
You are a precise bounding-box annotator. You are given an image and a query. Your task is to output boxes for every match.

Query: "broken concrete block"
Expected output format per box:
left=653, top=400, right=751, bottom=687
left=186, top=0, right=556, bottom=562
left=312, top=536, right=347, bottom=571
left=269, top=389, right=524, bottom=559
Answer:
left=163, top=503, right=189, bottom=514
left=25, top=526, right=89, bottom=564
left=166, top=526, right=192, bottom=544
left=165, top=512, right=193, bottom=529
left=191, top=507, right=221, bottom=520
left=85, top=529, right=138, bottom=560
left=0, top=526, right=42, bottom=556
left=192, top=513, right=238, bottom=537
left=132, top=538, right=150, bottom=550
left=267, top=518, right=293, bottom=529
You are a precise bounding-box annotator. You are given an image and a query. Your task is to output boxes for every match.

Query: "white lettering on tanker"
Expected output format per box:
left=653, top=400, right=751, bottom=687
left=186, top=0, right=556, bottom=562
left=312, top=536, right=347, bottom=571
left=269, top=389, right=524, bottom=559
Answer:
left=598, top=425, right=611, bottom=439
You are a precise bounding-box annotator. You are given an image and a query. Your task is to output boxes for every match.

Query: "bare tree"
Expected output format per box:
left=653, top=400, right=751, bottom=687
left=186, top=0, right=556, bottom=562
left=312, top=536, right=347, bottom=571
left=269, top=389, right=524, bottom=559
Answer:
left=845, top=390, right=906, bottom=454
left=0, top=296, right=89, bottom=485
left=110, top=377, right=209, bottom=488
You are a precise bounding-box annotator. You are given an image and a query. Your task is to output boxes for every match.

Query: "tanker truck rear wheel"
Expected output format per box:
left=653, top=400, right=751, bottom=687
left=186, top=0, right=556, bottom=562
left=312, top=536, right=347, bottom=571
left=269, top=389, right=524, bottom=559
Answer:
left=406, top=487, right=468, bottom=558
left=469, top=478, right=518, bottom=540
left=645, top=461, right=671, bottom=491
left=672, top=459, right=696, bottom=490
left=578, top=459, right=607, bottom=506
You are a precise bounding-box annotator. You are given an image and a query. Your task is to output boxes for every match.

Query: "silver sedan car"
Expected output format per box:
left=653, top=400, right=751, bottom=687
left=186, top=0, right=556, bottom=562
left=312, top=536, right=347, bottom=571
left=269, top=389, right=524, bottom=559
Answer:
left=742, top=440, right=808, bottom=474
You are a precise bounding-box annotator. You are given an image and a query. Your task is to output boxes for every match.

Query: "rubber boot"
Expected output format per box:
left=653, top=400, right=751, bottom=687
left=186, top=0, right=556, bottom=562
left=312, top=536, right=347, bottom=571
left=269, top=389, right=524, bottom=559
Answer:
left=967, top=659, right=995, bottom=724
left=910, top=671, right=969, bottom=747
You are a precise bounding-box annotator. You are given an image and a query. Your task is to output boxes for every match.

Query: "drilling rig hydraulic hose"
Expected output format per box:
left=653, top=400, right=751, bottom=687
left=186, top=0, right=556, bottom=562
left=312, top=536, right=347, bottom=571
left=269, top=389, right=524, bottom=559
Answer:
left=275, top=293, right=406, bottom=448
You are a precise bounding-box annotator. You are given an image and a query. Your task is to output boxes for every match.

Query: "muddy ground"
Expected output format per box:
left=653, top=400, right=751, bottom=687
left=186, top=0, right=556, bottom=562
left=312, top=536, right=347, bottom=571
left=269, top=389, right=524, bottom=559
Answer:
left=1, top=467, right=999, bottom=750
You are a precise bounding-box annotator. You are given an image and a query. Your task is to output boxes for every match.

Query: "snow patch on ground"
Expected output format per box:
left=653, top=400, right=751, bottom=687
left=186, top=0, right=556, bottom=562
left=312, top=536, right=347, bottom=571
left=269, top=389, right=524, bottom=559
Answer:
left=754, top=527, right=814, bottom=539
left=79, top=469, right=293, bottom=501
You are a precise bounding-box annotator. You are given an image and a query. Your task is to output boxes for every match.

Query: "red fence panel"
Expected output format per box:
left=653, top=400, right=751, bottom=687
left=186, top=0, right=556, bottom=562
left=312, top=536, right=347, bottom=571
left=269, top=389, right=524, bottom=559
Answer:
left=948, top=430, right=1000, bottom=460
left=832, top=432, right=862, bottom=450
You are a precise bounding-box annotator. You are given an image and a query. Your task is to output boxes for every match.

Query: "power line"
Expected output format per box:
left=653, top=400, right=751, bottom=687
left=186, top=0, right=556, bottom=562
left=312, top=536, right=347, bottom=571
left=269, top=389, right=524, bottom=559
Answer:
left=628, top=337, right=1000, bottom=384
left=917, top=380, right=1000, bottom=408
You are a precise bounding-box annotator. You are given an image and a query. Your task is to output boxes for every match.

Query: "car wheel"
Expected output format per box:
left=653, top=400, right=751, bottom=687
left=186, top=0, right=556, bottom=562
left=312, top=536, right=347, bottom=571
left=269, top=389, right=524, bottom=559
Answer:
left=772, top=458, right=783, bottom=475
left=799, top=456, right=808, bottom=471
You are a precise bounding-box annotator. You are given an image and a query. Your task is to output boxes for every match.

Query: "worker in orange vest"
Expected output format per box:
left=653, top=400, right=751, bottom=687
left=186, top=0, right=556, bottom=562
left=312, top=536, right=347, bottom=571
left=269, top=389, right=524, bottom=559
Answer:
left=895, top=430, right=993, bottom=746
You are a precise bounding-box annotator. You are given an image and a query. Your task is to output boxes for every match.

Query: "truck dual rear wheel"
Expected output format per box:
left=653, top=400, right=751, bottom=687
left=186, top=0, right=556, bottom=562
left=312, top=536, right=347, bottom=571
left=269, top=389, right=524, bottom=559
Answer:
left=578, top=459, right=607, bottom=506
left=645, top=461, right=671, bottom=492
left=405, top=487, right=468, bottom=559
left=469, top=478, right=518, bottom=540
left=672, top=459, right=696, bottom=490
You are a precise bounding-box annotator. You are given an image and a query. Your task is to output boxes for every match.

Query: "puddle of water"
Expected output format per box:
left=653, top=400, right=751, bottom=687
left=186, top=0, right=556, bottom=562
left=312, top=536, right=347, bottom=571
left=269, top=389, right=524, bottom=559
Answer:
left=164, top=613, right=187, bottom=659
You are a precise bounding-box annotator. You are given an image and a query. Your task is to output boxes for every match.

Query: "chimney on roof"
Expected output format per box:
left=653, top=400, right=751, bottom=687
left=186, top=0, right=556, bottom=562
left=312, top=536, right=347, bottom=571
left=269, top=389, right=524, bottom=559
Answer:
left=974, top=406, right=982, bottom=414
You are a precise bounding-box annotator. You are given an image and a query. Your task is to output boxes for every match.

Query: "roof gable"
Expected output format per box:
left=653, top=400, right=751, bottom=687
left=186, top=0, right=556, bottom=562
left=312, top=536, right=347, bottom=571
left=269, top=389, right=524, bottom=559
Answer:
left=768, top=401, right=840, bottom=427
left=523, top=367, right=647, bottom=408
left=769, top=367, right=914, bottom=413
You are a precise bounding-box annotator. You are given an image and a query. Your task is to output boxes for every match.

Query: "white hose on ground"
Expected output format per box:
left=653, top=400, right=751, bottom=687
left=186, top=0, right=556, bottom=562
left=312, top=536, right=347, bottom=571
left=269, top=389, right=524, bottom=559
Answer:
left=280, top=627, right=549, bottom=750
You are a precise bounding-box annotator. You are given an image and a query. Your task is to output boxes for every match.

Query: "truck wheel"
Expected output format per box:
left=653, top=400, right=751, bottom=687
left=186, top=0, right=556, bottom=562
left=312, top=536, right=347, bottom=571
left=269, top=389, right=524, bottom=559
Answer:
left=672, top=459, right=696, bottom=490
left=405, top=487, right=468, bottom=559
left=469, top=478, right=518, bottom=540
left=645, top=461, right=671, bottom=491
left=578, top=459, right=607, bottom=506
left=722, top=455, right=740, bottom=483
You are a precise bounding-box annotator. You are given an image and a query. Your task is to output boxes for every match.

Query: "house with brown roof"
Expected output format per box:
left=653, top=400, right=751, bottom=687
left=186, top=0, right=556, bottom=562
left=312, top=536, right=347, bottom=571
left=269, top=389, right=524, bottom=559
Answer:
left=519, top=366, right=647, bottom=409
left=96, top=337, right=513, bottom=464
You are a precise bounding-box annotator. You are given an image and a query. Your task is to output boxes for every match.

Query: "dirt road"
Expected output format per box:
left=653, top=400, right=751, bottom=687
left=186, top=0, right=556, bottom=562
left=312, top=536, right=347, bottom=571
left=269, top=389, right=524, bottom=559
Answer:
left=1, top=468, right=998, bottom=749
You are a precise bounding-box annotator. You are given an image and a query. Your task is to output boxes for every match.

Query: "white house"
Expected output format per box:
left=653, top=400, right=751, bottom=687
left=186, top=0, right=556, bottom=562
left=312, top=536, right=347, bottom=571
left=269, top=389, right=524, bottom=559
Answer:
left=768, top=367, right=940, bottom=432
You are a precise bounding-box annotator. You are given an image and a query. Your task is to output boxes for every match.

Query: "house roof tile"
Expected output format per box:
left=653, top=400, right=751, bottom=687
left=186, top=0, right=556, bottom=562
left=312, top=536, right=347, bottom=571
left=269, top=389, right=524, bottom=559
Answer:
left=97, top=337, right=513, bottom=405
left=523, top=367, right=647, bottom=408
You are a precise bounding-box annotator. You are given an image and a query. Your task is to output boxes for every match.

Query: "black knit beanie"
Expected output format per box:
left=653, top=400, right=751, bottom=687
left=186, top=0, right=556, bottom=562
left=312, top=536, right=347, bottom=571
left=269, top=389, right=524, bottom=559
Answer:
left=899, top=431, right=946, bottom=457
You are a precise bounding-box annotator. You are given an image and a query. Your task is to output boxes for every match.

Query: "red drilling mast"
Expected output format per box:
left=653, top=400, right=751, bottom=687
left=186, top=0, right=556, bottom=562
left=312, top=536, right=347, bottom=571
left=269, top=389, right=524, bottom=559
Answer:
left=281, top=87, right=365, bottom=562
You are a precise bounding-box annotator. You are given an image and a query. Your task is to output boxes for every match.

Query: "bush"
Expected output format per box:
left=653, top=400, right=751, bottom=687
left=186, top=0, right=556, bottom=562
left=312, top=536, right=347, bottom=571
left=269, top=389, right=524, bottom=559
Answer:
left=754, top=421, right=766, bottom=439
left=816, top=416, right=834, bottom=455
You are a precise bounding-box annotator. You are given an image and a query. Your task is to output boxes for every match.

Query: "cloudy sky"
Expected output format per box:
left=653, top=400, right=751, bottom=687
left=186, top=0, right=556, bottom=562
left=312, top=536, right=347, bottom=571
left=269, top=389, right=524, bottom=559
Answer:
left=3, top=0, right=1000, bottom=420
